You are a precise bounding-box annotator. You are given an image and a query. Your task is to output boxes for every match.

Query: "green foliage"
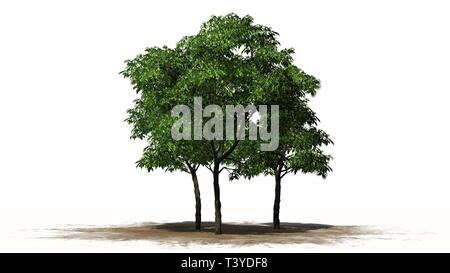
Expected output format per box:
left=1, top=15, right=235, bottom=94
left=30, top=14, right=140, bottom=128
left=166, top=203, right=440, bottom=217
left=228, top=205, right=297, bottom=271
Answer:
left=228, top=54, right=333, bottom=180
left=122, top=13, right=297, bottom=170
left=230, top=99, right=333, bottom=181
left=121, top=12, right=332, bottom=189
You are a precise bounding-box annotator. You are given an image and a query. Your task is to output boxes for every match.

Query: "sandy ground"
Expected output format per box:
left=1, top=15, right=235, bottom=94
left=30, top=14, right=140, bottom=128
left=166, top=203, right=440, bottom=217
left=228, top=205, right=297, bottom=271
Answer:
left=2, top=209, right=447, bottom=251
left=49, top=221, right=377, bottom=246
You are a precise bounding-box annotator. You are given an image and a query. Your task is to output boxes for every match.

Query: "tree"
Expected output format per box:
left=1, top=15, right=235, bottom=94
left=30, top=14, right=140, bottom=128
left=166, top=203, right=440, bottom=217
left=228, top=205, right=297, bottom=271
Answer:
left=227, top=39, right=333, bottom=229
left=231, top=98, right=333, bottom=229
left=270, top=124, right=332, bottom=230
left=136, top=134, right=209, bottom=230
left=122, top=13, right=324, bottom=234
left=121, top=45, right=210, bottom=230
left=168, top=14, right=284, bottom=234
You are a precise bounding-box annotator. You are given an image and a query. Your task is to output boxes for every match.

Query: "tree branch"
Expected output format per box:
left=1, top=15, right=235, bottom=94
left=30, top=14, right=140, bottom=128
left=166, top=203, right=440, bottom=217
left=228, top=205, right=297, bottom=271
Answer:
left=184, top=161, right=193, bottom=172
left=219, top=140, right=224, bottom=155
left=220, top=140, right=240, bottom=162
left=210, top=141, right=217, bottom=157
left=226, top=157, right=244, bottom=165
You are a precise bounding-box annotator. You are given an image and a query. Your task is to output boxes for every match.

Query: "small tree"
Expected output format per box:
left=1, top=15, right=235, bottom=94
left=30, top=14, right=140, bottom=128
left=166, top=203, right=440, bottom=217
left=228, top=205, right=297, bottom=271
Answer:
left=271, top=126, right=332, bottom=229
left=137, top=133, right=209, bottom=230
left=121, top=45, right=210, bottom=230
left=231, top=76, right=333, bottom=229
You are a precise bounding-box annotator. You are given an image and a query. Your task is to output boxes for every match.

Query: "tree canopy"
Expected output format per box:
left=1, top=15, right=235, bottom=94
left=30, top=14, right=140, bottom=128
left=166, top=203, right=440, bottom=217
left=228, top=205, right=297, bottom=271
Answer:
left=121, top=13, right=333, bottom=233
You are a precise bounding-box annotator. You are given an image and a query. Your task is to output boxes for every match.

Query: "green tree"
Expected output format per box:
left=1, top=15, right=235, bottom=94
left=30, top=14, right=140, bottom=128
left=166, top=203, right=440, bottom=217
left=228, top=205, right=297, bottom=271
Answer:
left=122, top=13, right=325, bottom=234
left=137, top=133, right=209, bottom=230
left=231, top=99, right=333, bottom=229
left=169, top=14, right=283, bottom=234
left=121, top=44, right=212, bottom=230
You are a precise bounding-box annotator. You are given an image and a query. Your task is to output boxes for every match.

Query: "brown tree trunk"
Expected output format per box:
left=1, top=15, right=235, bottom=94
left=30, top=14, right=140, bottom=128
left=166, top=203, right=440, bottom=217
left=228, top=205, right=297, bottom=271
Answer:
left=191, top=170, right=201, bottom=230
left=273, top=171, right=281, bottom=229
left=213, top=162, right=222, bottom=234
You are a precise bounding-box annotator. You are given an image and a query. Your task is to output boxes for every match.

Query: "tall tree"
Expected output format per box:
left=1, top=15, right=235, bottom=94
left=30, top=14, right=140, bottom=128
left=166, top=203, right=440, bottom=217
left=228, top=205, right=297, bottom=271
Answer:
left=122, top=13, right=320, bottom=234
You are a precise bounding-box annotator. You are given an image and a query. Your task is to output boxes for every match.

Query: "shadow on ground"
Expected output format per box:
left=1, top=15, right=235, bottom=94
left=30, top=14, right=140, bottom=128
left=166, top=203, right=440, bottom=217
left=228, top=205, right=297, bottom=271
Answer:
left=156, top=221, right=333, bottom=235
left=49, top=221, right=377, bottom=246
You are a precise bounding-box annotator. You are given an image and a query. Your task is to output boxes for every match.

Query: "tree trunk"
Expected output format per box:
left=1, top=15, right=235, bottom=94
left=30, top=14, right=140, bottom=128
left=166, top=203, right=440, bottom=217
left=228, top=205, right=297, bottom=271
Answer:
left=273, top=171, right=281, bottom=229
left=191, top=170, right=201, bottom=230
left=213, top=162, right=222, bottom=234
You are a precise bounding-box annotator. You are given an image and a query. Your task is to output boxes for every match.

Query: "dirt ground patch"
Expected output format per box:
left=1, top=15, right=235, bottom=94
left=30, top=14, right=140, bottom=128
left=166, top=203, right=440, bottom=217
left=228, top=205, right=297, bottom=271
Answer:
left=51, top=222, right=377, bottom=246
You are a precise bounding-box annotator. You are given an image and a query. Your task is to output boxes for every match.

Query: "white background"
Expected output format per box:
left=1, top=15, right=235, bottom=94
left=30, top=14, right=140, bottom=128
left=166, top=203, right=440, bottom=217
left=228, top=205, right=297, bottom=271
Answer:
left=1, top=0, right=450, bottom=252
